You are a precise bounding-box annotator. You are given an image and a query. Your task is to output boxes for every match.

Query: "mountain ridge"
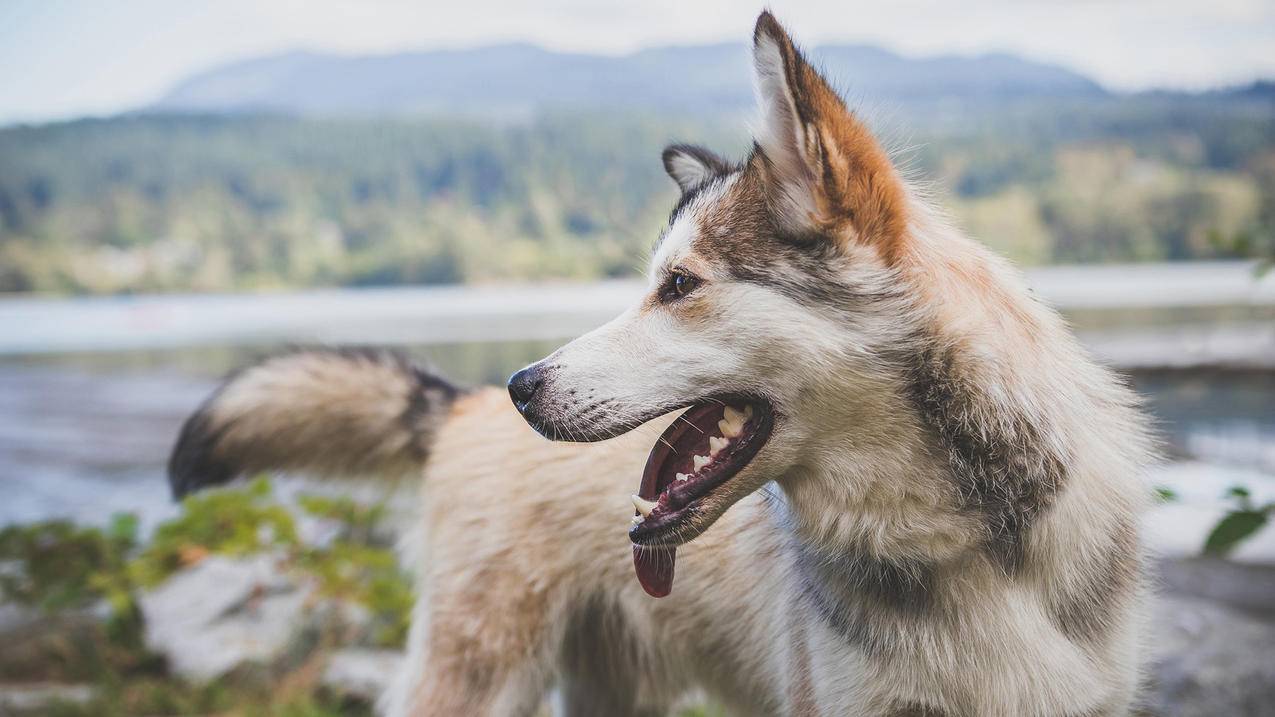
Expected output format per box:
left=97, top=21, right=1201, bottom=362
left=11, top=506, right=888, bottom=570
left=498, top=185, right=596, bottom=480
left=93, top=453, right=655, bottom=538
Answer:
left=153, top=41, right=1107, bottom=116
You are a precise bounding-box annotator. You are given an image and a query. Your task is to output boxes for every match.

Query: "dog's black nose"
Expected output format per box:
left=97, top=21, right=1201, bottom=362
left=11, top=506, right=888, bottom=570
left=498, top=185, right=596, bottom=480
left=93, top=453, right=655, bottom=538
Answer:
left=507, top=365, right=544, bottom=410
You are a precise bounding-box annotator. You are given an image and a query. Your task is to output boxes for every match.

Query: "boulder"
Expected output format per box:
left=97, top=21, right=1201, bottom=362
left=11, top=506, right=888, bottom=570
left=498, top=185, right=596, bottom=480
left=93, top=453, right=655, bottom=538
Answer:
left=0, top=683, right=95, bottom=714
left=137, top=553, right=311, bottom=681
left=321, top=648, right=404, bottom=702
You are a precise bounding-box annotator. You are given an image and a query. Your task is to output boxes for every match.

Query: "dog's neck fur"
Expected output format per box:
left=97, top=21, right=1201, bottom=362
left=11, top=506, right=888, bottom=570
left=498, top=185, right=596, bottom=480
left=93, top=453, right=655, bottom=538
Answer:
left=770, top=203, right=1148, bottom=670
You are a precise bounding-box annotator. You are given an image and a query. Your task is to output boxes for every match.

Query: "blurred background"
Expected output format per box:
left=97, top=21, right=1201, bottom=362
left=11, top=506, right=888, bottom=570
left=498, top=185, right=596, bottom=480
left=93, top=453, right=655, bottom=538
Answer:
left=1, top=1, right=1273, bottom=715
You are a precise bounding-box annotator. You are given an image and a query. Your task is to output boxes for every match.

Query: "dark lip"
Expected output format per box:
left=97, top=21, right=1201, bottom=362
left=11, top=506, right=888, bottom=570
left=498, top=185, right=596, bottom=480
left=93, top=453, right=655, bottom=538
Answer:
left=524, top=397, right=703, bottom=443
left=628, top=395, right=776, bottom=546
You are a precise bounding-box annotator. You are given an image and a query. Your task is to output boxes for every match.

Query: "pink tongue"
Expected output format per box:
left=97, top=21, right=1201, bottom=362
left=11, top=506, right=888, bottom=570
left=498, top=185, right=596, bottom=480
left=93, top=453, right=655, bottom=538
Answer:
left=633, top=545, right=675, bottom=597
left=634, top=421, right=684, bottom=598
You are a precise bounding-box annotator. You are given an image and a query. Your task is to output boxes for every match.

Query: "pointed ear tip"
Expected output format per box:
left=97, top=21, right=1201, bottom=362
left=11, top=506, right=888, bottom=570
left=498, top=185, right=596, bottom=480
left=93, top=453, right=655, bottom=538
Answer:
left=661, top=144, right=687, bottom=170
left=753, top=10, right=786, bottom=46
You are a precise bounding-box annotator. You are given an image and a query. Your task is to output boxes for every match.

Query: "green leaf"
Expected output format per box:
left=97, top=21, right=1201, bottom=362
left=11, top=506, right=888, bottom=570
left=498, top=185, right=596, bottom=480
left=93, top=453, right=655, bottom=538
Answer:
left=1154, top=487, right=1177, bottom=503
left=1203, top=510, right=1268, bottom=556
left=1227, top=485, right=1252, bottom=500
left=108, top=512, right=139, bottom=546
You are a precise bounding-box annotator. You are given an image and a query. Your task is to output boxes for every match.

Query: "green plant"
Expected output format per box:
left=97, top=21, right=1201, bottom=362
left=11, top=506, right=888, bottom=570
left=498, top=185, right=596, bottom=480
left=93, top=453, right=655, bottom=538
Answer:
left=131, top=477, right=299, bottom=587
left=0, top=479, right=412, bottom=713
left=0, top=513, right=136, bottom=611
left=127, top=479, right=415, bottom=647
left=0, top=512, right=144, bottom=649
left=295, top=494, right=413, bottom=647
left=1203, top=486, right=1274, bottom=556
left=295, top=493, right=389, bottom=544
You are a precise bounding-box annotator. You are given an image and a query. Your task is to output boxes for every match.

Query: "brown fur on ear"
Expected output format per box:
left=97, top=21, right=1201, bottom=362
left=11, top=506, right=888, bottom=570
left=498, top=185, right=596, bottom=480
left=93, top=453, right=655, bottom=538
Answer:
left=752, top=11, right=908, bottom=263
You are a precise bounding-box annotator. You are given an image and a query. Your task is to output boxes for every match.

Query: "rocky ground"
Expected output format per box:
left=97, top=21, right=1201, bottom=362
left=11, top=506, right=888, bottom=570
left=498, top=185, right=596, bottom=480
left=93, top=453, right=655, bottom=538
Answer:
left=2, top=552, right=1272, bottom=715
left=1146, top=558, right=1275, bottom=716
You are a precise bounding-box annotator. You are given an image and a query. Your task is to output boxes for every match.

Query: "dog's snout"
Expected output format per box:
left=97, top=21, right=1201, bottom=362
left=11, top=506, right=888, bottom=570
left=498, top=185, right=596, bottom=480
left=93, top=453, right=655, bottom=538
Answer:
left=508, top=365, right=545, bottom=411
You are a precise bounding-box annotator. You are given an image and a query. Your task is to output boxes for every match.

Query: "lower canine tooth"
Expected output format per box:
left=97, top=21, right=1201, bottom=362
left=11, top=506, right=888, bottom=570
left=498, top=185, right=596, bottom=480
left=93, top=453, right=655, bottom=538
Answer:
left=631, top=515, right=644, bottom=526
left=693, top=455, right=710, bottom=471
left=709, top=436, right=728, bottom=455
left=631, top=495, right=657, bottom=517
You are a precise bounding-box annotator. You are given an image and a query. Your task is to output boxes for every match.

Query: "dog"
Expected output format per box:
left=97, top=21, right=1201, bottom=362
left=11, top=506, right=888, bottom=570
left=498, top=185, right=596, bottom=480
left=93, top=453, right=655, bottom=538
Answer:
left=169, top=12, right=1153, bottom=716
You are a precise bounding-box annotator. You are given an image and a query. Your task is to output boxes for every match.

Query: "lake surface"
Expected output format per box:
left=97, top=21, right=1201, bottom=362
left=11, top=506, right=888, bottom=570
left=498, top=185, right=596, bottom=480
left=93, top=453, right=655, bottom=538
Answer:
left=2, top=341, right=1272, bottom=534
left=1, top=263, right=1272, bottom=559
left=2, top=261, right=1273, bottom=356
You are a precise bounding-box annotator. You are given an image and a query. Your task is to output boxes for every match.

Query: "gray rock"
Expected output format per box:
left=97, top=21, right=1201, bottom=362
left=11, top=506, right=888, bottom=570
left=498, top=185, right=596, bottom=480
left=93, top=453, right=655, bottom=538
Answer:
left=0, top=683, right=95, bottom=714
left=1147, top=592, right=1275, bottom=716
left=321, top=648, right=403, bottom=701
left=137, top=553, right=312, bottom=681
left=1157, top=556, right=1275, bottom=618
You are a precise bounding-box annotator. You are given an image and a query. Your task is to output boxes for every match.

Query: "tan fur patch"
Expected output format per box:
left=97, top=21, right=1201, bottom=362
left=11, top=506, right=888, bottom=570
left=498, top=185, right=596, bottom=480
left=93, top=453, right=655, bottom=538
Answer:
left=754, top=12, right=910, bottom=263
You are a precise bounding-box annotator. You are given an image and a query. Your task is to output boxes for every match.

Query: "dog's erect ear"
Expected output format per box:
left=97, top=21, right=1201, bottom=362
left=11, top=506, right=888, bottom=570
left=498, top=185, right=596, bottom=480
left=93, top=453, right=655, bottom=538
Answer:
left=751, top=12, right=908, bottom=260
left=662, top=144, right=732, bottom=193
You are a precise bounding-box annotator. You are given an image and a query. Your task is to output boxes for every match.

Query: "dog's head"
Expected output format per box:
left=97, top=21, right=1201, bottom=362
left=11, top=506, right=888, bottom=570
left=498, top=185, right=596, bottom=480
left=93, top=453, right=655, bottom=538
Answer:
left=509, top=12, right=915, bottom=590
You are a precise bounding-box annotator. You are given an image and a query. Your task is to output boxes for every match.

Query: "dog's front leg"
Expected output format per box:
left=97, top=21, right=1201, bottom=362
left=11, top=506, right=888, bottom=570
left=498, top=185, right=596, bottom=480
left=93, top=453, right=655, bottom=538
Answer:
left=379, top=588, right=558, bottom=717
left=557, top=672, right=666, bottom=717
left=381, top=639, right=553, bottom=717
left=394, top=661, right=549, bottom=717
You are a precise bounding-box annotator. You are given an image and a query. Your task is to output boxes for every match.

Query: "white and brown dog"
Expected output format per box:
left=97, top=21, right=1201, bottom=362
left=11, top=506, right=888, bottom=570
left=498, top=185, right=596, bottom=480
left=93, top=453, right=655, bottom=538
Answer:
left=170, top=12, right=1153, bottom=716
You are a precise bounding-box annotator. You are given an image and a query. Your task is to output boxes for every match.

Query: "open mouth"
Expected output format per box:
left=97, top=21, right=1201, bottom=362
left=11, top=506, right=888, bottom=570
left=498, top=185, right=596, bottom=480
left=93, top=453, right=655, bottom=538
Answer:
left=628, top=396, right=775, bottom=597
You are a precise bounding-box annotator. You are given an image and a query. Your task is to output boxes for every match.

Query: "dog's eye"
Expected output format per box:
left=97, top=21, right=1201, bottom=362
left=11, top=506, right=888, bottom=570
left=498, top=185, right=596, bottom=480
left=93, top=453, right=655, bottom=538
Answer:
left=660, top=271, right=701, bottom=303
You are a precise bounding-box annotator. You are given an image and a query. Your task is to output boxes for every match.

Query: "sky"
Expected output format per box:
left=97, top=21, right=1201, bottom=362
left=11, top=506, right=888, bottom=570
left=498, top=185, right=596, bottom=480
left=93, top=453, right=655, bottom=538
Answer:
left=1, top=0, right=1273, bottom=124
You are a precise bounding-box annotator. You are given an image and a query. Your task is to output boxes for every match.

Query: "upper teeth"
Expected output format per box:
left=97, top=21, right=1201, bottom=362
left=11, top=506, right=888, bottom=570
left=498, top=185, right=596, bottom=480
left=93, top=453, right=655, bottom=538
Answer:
left=719, top=405, right=748, bottom=438
left=627, top=404, right=757, bottom=529
left=631, top=495, right=657, bottom=517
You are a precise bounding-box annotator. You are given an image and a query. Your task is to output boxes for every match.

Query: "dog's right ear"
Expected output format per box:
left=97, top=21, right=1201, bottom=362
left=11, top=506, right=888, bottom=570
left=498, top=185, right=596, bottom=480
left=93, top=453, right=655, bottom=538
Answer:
left=662, top=144, right=732, bottom=194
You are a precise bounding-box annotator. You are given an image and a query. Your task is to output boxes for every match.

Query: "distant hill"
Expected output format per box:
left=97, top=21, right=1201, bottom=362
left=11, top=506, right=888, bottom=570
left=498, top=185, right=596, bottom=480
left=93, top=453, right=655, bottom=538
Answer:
left=7, top=43, right=1270, bottom=296
left=153, top=42, right=1106, bottom=116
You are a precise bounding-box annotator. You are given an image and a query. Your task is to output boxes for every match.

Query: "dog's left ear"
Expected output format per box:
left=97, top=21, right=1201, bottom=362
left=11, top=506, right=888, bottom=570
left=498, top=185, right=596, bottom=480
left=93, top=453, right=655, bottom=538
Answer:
left=662, top=144, right=732, bottom=194
left=751, top=12, right=908, bottom=261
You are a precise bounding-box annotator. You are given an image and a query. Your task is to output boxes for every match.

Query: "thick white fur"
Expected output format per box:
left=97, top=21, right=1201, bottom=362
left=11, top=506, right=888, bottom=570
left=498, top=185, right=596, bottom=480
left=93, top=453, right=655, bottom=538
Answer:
left=378, top=186, right=1151, bottom=715
left=170, top=15, right=1152, bottom=715
left=376, top=15, right=1152, bottom=717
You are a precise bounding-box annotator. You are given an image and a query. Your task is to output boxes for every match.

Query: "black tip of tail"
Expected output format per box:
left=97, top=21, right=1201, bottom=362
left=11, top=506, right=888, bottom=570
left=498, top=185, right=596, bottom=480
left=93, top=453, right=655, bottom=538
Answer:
left=167, top=406, right=235, bottom=500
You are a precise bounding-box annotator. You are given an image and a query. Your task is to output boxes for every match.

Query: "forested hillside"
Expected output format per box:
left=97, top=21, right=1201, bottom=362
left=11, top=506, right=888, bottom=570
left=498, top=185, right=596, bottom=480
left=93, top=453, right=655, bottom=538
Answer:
left=1, top=95, right=1272, bottom=294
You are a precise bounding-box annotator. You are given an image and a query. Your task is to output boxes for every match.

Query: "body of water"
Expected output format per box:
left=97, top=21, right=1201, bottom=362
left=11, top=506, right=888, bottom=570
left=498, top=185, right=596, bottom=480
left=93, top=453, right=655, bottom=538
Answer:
left=1, top=263, right=1272, bottom=559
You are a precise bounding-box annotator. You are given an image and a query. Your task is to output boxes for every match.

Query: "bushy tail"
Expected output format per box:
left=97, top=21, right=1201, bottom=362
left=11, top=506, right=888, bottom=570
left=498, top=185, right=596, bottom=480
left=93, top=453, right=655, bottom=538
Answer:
left=168, top=348, right=461, bottom=498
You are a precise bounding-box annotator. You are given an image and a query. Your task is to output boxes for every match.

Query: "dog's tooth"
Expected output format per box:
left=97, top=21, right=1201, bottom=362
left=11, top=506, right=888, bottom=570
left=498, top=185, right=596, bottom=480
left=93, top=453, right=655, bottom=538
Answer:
left=744, top=404, right=754, bottom=420
left=693, top=454, right=710, bottom=471
left=718, top=418, right=742, bottom=438
left=723, top=406, right=746, bottom=425
left=631, top=495, right=657, bottom=518
left=709, top=436, right=729, bottom=455
left=631, top=515, right=644, bottom=526
left=676, top=472, right=691, bottom=482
